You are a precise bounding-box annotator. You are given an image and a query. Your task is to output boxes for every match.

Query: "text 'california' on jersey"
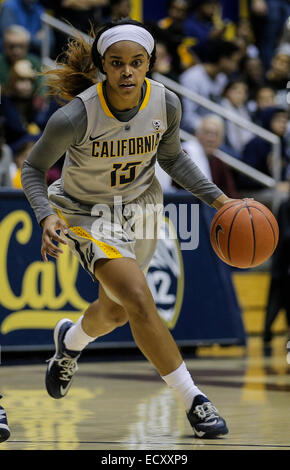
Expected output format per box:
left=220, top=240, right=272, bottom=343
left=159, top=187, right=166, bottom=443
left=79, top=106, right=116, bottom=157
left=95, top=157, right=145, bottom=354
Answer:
left=60, top=78, right=167, bottom=205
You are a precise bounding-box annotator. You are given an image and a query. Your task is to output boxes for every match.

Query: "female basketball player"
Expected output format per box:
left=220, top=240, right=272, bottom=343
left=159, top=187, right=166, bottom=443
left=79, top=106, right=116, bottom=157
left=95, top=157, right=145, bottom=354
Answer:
left=21, top=19, right=234, bottom=438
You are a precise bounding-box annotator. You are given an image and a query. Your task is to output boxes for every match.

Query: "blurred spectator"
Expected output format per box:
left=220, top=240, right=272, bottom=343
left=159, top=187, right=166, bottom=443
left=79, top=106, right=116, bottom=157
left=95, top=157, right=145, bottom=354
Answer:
left=1, top=59, right=45, bottom=146
left=108, top=0, right=131, bottom=21
left=180, top=39, right=240, bottom=132
left=150, top=41, right=179, bottom=81
left=0, top=25, right=42, bottom=91
left=42, top=0, right=108, bottom=58
left=240, top=107, right=289, bottom=188
left=0, top=0, right=51, bottom=55
left=265, top=44, right=290, bottom=108
left=240, top=55, right=264, bottom=100
left=250, top=86, right=276, bottom=124
left=249, top=0, right=290, bottom=70
left=234, top=17, right=259, bottom=59
left=184, top=0, right=224, bottom=42
left=9, top=134, right=36, bottom=188
left=182, top=114, right=239, bottom=198
left=0, top=116, right=12, bottom=187
left=263, top=195, right=290, bottom=346
left=155, top=0, right=194, bottom=72
left=8, top=131, right=63, bottom=187
left=280, top=14, right=290, bottom=44
left=184, top=0, right=238, bottom=61
left=221, top=79, right=253, bottom=154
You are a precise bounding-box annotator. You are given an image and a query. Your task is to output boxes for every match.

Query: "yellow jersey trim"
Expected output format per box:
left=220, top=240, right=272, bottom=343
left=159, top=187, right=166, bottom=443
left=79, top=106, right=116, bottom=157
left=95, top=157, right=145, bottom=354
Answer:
left=97, top=82, right=115, bottom=119
left=97, top=78, right=151, bottom=118
left=140, top=78, right=151, bottom=111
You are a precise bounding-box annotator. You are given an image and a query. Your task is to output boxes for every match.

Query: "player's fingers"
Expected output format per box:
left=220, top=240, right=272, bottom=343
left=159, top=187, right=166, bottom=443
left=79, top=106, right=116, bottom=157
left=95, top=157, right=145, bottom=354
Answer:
left=46, top=249, right=60, bottom=259
left=50, top=230, right=68, bottom=246
left=55, top=220, right=69, bottom=238
left=41, top=243, right=60, bottom=260
left=42, top=235, right=64, bottom=254
left=41, top=247, right=48, bottom=262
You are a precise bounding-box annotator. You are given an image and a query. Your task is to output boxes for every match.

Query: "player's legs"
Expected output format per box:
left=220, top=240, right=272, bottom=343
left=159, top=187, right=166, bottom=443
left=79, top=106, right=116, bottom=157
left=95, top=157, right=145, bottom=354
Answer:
left=80, top=284, right=129, bottom=337
left=92, top=257, right=228, bottom=438
left=62, top=284, right=129, bottom=351
left=45, top=285, right=129, bottom=399
left=94, top=257, right=182, bottom=376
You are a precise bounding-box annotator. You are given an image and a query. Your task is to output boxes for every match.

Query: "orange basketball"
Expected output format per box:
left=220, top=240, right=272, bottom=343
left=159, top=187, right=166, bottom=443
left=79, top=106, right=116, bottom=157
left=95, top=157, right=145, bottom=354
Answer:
left=210, top=199, right=279, bottom=268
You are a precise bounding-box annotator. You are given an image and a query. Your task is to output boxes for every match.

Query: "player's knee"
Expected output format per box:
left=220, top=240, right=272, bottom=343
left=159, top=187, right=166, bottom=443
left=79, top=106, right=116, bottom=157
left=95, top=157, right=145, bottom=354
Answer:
left=122, top=287, right=151, bottom=322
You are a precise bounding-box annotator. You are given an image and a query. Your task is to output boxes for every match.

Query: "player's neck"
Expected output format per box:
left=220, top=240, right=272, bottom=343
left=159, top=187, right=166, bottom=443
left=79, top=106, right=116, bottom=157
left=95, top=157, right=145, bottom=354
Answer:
left=105, top=82, right=142, bottom=111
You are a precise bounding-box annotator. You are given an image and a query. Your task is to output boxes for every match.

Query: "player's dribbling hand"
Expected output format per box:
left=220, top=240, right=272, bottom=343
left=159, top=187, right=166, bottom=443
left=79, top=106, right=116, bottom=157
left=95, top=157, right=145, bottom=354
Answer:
left=40, top=214, right=68, bottom=262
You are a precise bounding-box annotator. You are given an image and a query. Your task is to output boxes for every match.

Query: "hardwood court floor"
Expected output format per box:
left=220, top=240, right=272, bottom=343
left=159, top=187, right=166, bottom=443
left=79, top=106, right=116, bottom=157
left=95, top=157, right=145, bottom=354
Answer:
left=1, top=336, right=289, bottom=451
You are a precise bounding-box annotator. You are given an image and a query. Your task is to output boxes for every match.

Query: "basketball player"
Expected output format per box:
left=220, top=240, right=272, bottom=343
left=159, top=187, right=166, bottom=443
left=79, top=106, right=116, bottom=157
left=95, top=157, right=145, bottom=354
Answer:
left=0, top=396, right=10, bottom=442
left=21, top=19, right=236, bottom=438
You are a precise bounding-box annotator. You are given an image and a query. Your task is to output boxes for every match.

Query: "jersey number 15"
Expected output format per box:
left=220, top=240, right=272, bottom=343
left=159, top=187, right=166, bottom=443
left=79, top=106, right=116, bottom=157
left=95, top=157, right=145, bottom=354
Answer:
left=110, top=161, right=142, bottom=187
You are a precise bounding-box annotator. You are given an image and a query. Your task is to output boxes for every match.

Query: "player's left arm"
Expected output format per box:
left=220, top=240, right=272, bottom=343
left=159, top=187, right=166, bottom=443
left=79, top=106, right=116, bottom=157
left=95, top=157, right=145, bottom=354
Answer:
left=157, top=89, right=237, bottom=209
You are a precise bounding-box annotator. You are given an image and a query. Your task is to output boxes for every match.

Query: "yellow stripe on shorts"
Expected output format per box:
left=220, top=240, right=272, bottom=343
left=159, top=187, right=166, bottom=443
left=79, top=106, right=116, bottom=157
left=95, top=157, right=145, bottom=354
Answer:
left=57, top=209, right=123, bottom=259
left=70, top=226, right=123, bottom=259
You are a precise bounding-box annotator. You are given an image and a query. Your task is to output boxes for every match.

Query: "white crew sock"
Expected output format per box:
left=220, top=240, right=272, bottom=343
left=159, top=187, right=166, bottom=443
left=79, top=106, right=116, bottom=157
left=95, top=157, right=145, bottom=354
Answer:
left=64, top=315, right=97, bottom=351
left=161, top=361, right=206, bottom=412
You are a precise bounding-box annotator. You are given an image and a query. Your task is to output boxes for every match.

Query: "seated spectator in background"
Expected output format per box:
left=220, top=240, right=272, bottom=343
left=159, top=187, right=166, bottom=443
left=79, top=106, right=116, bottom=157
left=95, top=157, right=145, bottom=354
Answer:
left=0, top=0, right=51, bottom=55
left=184, top=0, right=238, bottom=61
left=240, top=55, right=264, bottom=100
left=0, top=25, right=42, bottom=92
left=234, top=17, right=259, bottom=59
left=249, top=0, right=290, bottom=70
left=9, top=134, right=37, bottom=188
left=108, top=0, right=130, bottom=21
left=240, top=107, right=289, bottom=188
left=1, top=59, right=45, bottom=146
left=180, top=39, right=240, bottom=132
left=150, top=41, right=179, bottom=81
left=221, top=79, right=253, bottom=154
left=155, top=0, right=194, bottom=73
left=184, top=0, right=225, bottom=42
left=182, top=114, right=239, bottom=198
left=42, top=0, right=108, bottom=58
left=9, top=132, right=63, bottom=187
left=250, top=86, right=276, bottom=124
left=0, top=115, right=12, bottom=187
left=265, top=44, right=290, bottom=108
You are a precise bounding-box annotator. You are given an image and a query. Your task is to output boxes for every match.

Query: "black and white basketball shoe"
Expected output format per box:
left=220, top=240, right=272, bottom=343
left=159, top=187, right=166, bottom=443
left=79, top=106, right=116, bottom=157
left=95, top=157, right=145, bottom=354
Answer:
left=187, top=394, right=228, bottom=438
left=45, top=319, right=81, bottom=399
left=0, top=396, right=10, bottom=443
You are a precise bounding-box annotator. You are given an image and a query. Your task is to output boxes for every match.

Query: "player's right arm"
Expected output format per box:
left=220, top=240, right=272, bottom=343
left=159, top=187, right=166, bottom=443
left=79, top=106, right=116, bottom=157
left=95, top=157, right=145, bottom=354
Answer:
left=21, top=98, right=87, bottom=261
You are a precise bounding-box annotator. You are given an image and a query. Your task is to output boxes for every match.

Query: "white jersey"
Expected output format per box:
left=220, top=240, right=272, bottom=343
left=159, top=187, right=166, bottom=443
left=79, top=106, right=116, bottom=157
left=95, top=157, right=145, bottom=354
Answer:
left=60, top=78, right=167, bottom=205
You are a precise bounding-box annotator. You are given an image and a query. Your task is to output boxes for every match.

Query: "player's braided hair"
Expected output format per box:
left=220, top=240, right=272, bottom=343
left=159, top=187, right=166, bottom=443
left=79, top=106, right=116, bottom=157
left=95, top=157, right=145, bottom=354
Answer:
left=44, top=18, right=156, bottom=103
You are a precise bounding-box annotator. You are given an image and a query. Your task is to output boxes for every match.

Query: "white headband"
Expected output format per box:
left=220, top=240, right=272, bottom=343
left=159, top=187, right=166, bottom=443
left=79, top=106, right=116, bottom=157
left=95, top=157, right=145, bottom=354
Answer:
left=97, top=24, right=155, bottom=57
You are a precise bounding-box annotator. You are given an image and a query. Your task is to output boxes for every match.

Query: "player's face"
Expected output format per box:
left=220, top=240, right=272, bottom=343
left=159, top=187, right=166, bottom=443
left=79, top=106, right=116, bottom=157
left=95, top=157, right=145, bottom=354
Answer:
left=102, top=41, right=150, bottom=110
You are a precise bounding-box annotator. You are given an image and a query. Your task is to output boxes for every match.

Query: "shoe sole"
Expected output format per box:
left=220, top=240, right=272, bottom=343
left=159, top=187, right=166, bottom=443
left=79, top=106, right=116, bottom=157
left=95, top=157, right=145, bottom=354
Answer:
left=193, top=425, right=229, bottom=439
left=45, top=319, right=74, bottom=399
left=0, top=424, right=11, bottom=443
